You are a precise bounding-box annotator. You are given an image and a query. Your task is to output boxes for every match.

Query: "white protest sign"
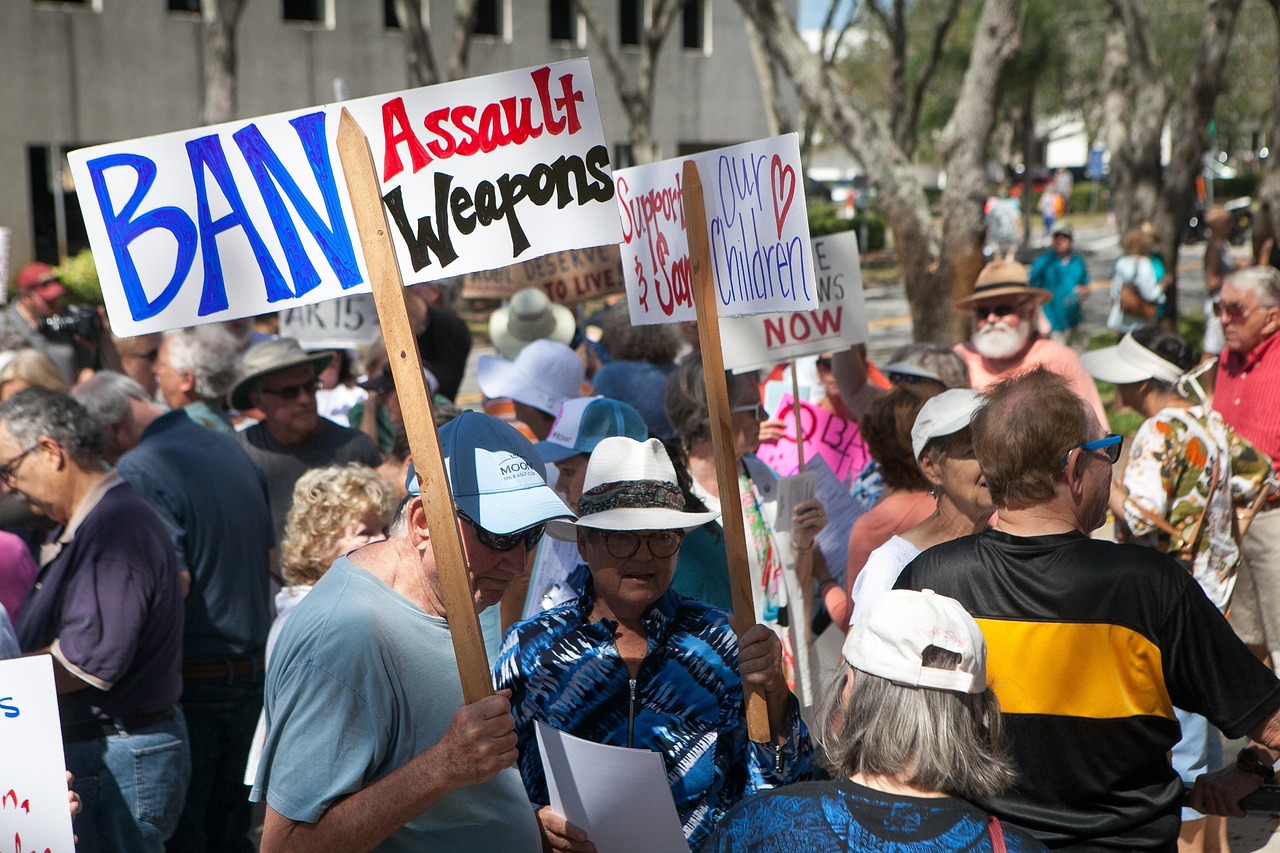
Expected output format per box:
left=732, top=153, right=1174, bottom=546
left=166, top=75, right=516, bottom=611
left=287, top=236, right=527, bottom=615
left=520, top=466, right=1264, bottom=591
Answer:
left=462, top=245, right=624, bottom=304
left=617, top=134, right=816, bottom=325
left=69, top=60, right=621, bottom=336
left=0, top=228, right=10, bottom=305
left=721, top=230, right=869, bottom=372
left=0, top=656, right=77, bottom=853
left=278, top=293, right=380, bottom=350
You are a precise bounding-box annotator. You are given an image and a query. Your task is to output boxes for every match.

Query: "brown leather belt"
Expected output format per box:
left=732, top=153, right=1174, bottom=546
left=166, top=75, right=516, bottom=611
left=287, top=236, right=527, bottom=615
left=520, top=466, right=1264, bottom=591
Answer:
left=61, top=707, right=177, bottom=744
left=182, top=656, right=264, bottom=680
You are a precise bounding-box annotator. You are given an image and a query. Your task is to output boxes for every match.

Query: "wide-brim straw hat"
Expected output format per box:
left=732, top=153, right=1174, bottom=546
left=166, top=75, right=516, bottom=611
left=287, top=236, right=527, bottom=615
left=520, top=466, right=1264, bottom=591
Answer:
left=546, top=437, right=719, bottom=540
left=489, top=286, right=575, bottom=359
left=229, top=338, right=333, bottom=410
left=954, top=259, right=1052, bottom=308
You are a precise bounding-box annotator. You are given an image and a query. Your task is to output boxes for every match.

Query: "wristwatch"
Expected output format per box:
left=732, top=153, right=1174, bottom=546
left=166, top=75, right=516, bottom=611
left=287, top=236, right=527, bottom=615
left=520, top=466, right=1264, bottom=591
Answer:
left=1236, top=747, right=1275, bottom=780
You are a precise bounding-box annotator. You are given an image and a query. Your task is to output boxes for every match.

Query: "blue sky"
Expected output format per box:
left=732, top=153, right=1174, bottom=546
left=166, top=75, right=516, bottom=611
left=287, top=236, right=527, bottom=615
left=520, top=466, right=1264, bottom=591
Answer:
left=795, top=0, right=858, bottom=30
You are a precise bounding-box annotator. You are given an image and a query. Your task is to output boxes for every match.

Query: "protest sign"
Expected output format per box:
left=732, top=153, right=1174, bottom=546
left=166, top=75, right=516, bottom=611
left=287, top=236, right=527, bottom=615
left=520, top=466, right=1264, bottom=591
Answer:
left=617, top=134, right=815, bottom=325
left=461, top=245, right=623, bottom=303
left=807, top=456, right=862, bottom=589
left=756, top=393, right=870, bottom=486
left=0, top=227, right=9, bottom=305
left=278, top=292, right=380, bottom=350
left=721, top=230, right=869, bottom=373
left=0, top=656, right=77, bottom=853
left=69, top=60, right=621, bottom=337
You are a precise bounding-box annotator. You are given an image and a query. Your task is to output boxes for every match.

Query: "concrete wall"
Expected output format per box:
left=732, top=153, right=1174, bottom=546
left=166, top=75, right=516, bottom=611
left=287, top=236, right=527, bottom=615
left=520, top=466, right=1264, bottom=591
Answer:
left=0, top=0, right=788, bottom=277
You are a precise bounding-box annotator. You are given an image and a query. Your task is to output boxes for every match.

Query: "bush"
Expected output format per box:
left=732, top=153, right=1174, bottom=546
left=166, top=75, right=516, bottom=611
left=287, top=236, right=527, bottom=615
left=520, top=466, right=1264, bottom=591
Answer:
left=1213, top=175, right=1260, bottom=201
left=805, top=204, right=887, bottom=251
left=52, top=249, right=102, bottom=306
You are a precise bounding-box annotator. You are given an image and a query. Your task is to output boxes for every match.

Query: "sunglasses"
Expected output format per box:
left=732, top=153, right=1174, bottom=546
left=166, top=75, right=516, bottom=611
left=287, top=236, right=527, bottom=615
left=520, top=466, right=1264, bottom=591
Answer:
left=887, top=372, right=936, bottom=386
left=259, top=380, right=320, bottom=400
left=1060, top=433, right=1123, bottom=466
left=731, top=403, right=768, bottom=421
left=457, top=510, right=545, bottom=553
left=972, top=303, right=1022, bottom=321
left=1212, top=299, right=1263, bottom=322
left=588, top=529, right=685, bottom=560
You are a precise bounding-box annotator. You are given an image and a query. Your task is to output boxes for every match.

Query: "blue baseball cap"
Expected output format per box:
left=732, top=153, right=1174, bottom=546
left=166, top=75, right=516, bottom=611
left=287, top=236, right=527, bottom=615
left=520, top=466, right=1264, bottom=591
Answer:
left=535, top=397, right=650, bottom=464
left=405, top=411, right=574, bottom=534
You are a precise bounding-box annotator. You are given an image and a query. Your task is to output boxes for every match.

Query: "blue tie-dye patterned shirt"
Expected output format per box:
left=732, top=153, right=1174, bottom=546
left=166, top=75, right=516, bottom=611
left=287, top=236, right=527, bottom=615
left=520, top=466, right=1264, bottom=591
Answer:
left=702, top=779, right=1048, bottom=852
left=494, top=581, right=818, bottom=848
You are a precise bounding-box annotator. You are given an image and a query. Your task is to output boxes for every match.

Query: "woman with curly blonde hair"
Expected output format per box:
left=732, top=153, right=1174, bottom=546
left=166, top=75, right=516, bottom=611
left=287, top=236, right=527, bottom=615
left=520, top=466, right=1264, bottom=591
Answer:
left=244, top=463, right=398, bottom=783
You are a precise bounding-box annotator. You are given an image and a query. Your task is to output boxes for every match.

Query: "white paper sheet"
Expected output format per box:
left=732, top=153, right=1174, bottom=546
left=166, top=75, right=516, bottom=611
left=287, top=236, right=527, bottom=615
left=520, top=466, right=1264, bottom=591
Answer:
left=772, top=470, right=818, bottom=533
left=536, top=721, right=689, bottom=853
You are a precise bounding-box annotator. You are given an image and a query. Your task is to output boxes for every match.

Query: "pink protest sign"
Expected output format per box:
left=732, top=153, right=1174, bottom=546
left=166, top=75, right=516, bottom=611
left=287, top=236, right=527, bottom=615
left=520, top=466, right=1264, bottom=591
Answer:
left=755, top=393, right=870, bottom=485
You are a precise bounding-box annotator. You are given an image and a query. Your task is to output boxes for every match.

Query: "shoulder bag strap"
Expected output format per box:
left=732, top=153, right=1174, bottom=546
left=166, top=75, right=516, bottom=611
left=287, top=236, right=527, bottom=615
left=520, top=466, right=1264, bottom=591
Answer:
left=988, top=814, right=1007, bottom=853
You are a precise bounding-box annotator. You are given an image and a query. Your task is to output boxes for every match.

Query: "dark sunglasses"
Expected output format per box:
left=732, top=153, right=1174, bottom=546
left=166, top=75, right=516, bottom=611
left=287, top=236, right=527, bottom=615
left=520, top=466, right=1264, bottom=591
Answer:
left=259, top=380, right=320, bottom=400
left=457, top=510, right=545, bottom=553
left=588, top=529, right=685, bottom=560
left=887, top=372, right=935, bottom=386
left=1060, top=434, right=1123, bottom=466
left=972, top=303, right=1021, bottom=321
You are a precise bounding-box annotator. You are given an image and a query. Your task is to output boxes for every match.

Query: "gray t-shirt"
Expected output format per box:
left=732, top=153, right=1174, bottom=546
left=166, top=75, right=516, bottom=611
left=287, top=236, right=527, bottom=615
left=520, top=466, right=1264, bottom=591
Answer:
left=252, top=557, right=541, bottom=853
left=236, top=418, right=381, bottom=543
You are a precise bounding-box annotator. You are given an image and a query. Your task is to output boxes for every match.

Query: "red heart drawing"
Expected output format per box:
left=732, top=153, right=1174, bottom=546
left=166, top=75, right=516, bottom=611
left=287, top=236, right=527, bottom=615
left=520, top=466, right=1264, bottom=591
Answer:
left=771, top=154, right=796, bottom=239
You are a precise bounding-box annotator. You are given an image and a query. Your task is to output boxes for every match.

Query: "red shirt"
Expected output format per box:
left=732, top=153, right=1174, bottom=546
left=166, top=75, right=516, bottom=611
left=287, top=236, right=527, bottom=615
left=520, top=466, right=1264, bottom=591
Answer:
left=1214, top=331, right=1280, bottom=463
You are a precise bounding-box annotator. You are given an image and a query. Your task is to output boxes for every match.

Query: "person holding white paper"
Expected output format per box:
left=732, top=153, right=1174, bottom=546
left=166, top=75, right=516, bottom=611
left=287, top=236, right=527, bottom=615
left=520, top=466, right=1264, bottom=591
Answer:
left=495, top=437, right=817, bottom=851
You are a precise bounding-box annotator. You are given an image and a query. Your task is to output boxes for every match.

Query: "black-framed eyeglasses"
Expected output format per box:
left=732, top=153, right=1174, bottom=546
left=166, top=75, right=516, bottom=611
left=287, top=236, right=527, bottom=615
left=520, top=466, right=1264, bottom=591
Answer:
left=588, top=529, right=685, bottom=560
left=0, top=444, right=39, bottom=486
left=259, top=380, right=320, bottom=400
left=972, top=302, right=1021, bottom=321
left=731, top=403, right=768, bottom=421
left=887, top=371, right=935, bottom=386
left=1060, top=433, right=1123, bottom=466
left=457, top=510, right=545, bottom=553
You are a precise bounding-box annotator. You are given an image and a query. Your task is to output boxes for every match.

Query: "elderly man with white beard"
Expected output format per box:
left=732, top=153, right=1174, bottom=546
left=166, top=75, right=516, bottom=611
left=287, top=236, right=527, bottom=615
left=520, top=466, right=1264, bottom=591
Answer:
left=953, top=260, right=1107, bottom=426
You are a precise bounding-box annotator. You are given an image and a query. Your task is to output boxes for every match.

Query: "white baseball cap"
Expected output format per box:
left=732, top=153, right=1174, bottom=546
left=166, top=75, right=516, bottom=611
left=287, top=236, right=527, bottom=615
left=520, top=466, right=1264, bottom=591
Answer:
left=536, top=397, right=650, bottom=464
left=910, top=388, right=983, bottom=460
left=843, top=589, right=987, bottom=694
left=477, top=338, right=585, bottom=416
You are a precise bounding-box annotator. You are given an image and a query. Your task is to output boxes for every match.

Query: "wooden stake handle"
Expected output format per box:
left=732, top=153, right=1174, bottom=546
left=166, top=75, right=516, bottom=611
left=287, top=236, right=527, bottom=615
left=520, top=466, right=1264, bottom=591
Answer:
left=336, top=109, right=493, bottom=704
left=682, top=160, right=772, bottom=744
left=790, top=364, right=805, bottom=472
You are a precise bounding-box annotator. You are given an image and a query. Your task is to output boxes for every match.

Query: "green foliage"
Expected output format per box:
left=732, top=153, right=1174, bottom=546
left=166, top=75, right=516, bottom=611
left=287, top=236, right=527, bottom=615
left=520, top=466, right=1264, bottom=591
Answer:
left=806, top=203, right=887, bottom=250
left=52, top=250, right=101, bottom=306
left=1213, top=175, right=1261, bottom=202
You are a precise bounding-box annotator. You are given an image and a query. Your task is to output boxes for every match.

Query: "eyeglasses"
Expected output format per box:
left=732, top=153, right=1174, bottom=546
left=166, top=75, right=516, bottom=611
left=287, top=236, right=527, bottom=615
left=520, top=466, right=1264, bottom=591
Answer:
left=259, top=380, right=320, bottom=400
left=972, top=303, right=1022, bottom=321
left=1212, top=299, right=1264, bottom=322
left=1060, top=433, right=1123, bottom=466
left=457, top=510, right=545, bottom=553
left=731, top=403, right=768, bottom=421
left=0, top=444, right=39, bottom=486
left=588, top=529, right=685, bottom=560
left=887, top=372, right=936, bottom=386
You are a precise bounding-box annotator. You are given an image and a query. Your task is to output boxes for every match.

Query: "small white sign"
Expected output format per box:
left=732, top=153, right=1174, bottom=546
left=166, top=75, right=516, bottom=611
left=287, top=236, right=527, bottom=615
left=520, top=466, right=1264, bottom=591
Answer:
left=277, top=292, right=380, bottom=350
left=0, top=656, right=77, bottom=853
left=772, top=470, right=818, bottom=533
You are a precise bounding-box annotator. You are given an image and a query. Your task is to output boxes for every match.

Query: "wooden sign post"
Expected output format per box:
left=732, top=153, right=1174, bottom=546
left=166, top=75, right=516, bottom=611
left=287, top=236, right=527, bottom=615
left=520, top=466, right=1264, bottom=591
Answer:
left=790, top=365, right=806, bottom=471
left=682, top=160, right=771, bottom=744
left=336, top=109, right=492, bottom=703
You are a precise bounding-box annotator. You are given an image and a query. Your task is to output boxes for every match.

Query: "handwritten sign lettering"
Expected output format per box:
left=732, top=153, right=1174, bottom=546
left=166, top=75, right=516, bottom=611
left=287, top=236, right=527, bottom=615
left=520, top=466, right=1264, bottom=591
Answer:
left=462, top=245, right=624, bottom=303
left=0, top=657, right=75, bottom=852
left=617, top=134, right=816, bottom=325
left=755, top=393, right=871, bottom=486
left=278, top=292, right=380, bottom=350
left=721, top=231, right=869, bottom=372
left=69, top=60, right=622, bottom=336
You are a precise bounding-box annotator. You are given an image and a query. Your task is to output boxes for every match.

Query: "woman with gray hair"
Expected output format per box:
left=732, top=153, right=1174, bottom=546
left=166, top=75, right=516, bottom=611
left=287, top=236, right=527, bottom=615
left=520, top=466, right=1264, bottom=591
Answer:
left=703, top=589, right=1046, bottom=852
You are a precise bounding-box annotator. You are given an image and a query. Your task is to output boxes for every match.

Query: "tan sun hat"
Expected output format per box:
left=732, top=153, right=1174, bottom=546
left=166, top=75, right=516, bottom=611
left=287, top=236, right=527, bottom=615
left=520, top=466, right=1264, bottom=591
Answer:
left=954, top=259, right=1051, bottom=308
left=228, top=338, right=333, bottom=410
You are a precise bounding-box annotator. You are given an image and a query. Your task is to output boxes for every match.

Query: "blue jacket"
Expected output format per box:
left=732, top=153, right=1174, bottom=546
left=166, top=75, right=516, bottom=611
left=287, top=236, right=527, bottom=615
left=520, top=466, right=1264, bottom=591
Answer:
left=494, top=581, right=817, bottom=848
left=1029, top=250, right=1089, bottom=332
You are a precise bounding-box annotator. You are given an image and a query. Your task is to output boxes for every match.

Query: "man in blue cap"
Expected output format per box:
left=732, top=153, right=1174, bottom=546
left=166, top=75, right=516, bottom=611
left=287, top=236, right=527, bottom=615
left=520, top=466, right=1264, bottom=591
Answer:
left=252, top=412, right=573, bottom=852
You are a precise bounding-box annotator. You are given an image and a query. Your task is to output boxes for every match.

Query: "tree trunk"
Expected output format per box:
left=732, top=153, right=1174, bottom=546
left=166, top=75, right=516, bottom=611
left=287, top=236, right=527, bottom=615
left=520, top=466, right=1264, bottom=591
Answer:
left=1020, top=84, right=1035, bottom=250
left=1257, top=2, right=1280, bottom=225
left=201, top=0, right=247, bottom=125
left=396, top=0, right=440, bottom=86
left=936, top=0, right=1022, bottom=342
left=1156, top=0, right=1244, bottom=320
left=742, top=13, right=792, bottom=137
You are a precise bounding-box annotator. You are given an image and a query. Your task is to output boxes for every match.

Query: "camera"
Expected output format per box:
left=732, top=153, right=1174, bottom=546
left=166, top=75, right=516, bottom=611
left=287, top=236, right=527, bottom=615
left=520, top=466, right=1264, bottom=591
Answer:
left=40, top=305, right=102, bottom=339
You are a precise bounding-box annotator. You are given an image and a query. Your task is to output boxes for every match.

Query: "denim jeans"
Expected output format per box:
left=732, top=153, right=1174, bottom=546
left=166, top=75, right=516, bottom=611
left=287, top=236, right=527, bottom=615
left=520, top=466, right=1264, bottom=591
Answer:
left=64, top=709, right=191, bottom=853
left=166, top=672, right=264, bottom=853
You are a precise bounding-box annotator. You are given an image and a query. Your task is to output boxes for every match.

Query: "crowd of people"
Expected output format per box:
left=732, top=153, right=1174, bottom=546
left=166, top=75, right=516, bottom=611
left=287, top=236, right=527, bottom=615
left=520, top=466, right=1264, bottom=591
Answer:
left=1, top=209, right=1280, bottom=853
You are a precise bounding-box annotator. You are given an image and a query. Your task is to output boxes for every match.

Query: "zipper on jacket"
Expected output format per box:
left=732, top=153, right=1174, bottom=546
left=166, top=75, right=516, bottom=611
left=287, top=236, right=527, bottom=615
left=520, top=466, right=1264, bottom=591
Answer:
left=627, top=678, right=637, bottom=748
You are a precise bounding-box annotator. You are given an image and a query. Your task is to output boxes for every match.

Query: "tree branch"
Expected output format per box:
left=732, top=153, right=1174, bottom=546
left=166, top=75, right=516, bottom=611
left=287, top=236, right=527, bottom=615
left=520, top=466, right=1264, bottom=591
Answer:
left=905, top=0, right=963, bottom=154
left=448, top=0, right=481, bottom=81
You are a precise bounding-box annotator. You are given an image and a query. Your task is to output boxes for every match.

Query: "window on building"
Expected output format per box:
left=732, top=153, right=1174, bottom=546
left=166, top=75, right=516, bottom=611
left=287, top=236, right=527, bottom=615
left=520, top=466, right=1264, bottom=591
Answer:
left=168, top=0, right=201, bottom=12
left=549, top=0, right=577, bottom=43
left=27, top=145, right=89, bottom=266
left=34, top=0, right=101, bottom=9
left=619, top=0, right=643, bottom=46
left=385, top=0, right=399, bottom=28
left=682, top=0, right=708, bottom=52
left=614, top=143, right=635, bottom=170
left=283, top=0, right=326, bottom=24
left=473, top=0, right=505, bottom=38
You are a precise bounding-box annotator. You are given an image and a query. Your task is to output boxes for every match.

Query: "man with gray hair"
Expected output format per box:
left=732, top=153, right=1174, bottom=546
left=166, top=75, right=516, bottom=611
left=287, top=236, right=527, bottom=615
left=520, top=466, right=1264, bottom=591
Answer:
left=1213, top=266, right=1280, bottom=670
left=73, top=371, right=274, bottom=853
left=0, top=388, right=188, bottom=852
left=153, top=324, right=242, bottom=432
